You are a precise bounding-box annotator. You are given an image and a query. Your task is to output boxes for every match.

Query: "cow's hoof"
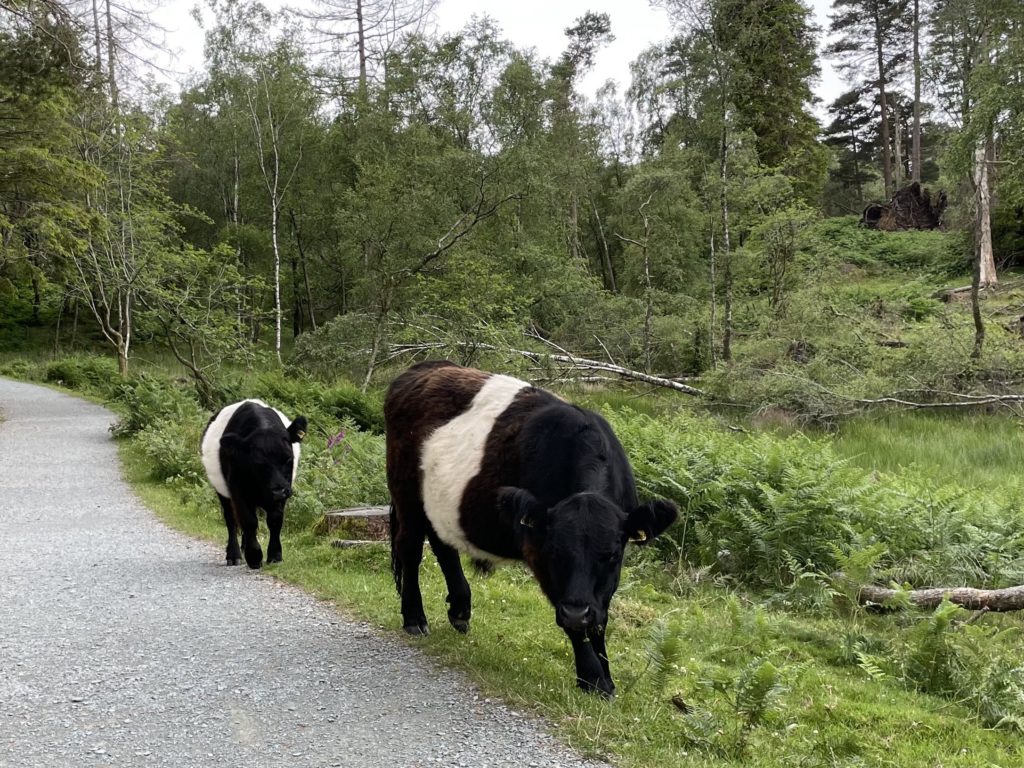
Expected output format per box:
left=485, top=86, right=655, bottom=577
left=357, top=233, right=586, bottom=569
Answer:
left=226, top=557, right=241, bottom=566
left=266, top=554, right=282, bottom=564
left=403, top=623, right=430, bottom=636
left=578, top=677, right=615, bottom=699
left=447, top=608, right=471, bottom=634
left=244, top=547, right=263, bottom=569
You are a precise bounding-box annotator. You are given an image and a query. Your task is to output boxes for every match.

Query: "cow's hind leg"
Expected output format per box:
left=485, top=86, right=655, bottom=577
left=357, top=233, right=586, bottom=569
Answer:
left=219, top=494, right=241, bottom=566
left=392, top=498, right=429, bottom=635
left=235, top=497, right=263, bottom=569
left=266, top=505, right=284, bottom=564
left=426, top=529, right=472, bottom=634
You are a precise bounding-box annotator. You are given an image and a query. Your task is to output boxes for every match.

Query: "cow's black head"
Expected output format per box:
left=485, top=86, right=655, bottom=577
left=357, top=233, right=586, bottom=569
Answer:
left=222, top=415, right=307, bottom=509
left=498, top=487, right=677, bottom=632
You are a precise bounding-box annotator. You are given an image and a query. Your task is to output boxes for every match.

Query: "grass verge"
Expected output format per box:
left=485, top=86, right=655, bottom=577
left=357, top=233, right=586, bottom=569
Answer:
left=120, top=439, right=1024, bottom=768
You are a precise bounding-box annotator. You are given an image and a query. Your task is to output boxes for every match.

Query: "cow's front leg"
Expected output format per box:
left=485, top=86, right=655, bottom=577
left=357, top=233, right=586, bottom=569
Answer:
left=427, top=530, right=471, bottom=633
left=567, top=630, right=614, bottom=697
left=218, top=494, right=241, bottom=565
left=590, top=627, right=614, bottom=696
left=266, top=505, right=284, bottom=564
left=236, top=499, right=263, bottom=569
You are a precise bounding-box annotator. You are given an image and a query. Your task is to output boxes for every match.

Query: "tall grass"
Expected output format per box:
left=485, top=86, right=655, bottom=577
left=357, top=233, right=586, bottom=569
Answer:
left=829, top=411, right=1024, bottom=493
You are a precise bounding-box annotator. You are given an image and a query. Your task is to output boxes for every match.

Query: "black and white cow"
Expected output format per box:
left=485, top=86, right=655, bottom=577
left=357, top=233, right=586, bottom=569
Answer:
left=384, top=361, right=677, bottom=696
left=200, top=399, right=307, bottom=569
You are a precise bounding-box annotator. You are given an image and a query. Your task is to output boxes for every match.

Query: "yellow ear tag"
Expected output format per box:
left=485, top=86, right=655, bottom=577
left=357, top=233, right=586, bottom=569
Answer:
left=629, top=529, right=648, bottom=543
left=297, top=430, right=306, bottom=441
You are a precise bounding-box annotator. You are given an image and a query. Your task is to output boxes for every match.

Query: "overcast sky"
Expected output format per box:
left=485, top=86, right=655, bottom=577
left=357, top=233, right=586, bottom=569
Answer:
left=150, top=0, right=843, bottom=108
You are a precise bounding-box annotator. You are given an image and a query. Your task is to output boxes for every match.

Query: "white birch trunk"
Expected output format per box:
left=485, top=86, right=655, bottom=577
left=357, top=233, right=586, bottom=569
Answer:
left=974, top=141, right=997, bottom=287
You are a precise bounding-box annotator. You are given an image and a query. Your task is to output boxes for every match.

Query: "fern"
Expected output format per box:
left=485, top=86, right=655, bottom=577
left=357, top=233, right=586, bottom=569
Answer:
left=854, top=650, right=888, bottom=681
left=902, top=598, right=965, bottom=695
left=642, top=617, right=684, bottom=693
left=734, top=659, right=783, bottom=728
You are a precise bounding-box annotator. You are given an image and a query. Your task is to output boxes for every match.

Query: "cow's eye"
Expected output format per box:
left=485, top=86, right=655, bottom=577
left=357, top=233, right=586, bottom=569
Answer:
left=606, top=552, right=621, bottom=565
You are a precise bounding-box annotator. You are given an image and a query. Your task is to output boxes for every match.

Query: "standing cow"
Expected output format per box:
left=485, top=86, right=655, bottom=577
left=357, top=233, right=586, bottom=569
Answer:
left=201, top=399, right=308, bottom=569
left=385, top=361, right=677, bottom=696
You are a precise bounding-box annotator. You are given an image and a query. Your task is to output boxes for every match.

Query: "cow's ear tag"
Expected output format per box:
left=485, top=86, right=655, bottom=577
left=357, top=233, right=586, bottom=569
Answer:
left=297, top=430, right=306, bottom=441
left=629, top=529, right=648, bottom=543
left=520, top=515, right=535, bottom=529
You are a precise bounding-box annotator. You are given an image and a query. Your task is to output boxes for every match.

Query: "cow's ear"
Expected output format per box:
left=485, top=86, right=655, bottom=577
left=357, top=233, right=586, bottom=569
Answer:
left=623, top=499, right=678, bottom=545
left=288, top=416, right=308, bottom=443
left=497, top=486, right=548, bottom=532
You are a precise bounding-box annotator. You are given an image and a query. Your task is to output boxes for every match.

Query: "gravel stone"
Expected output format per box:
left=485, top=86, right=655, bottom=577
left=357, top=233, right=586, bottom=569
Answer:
left=0, top=378, right=611, bottom=768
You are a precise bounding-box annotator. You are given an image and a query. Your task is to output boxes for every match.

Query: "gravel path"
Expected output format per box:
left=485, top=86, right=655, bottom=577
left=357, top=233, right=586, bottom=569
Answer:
left=0, top=378, right=609, bottom=768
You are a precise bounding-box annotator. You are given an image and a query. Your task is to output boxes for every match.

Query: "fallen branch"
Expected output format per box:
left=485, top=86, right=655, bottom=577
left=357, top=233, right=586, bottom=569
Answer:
left=388, top=341, right=707, bottom=397
left=769, top=371, right=1024, bottom=411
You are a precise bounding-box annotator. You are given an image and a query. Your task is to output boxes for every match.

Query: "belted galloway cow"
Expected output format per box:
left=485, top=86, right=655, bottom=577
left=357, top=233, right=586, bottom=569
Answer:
left=201, top=399, right=307, bottom=569
left=385, top=361, right=677, bottom=696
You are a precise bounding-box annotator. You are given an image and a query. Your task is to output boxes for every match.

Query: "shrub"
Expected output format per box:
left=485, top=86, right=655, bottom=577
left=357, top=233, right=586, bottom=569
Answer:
left=110, top=374, right=203, bottom=438
left=135, top=419, right=205, bottom=483
left=43, top=355, right=120, bottom=395
left=0, top=358, right=40, bottom=380
left=318, top=381, right=385, bottom=434
left=808, top=216, right=962, bottom=272
left=285, top=419, right=388, bottom=528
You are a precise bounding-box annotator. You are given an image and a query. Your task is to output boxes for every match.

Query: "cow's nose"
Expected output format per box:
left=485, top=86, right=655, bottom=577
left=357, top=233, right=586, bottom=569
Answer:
left=272, top=487, right=292, bottom=502
left=556, top=603, right=592, bottom=630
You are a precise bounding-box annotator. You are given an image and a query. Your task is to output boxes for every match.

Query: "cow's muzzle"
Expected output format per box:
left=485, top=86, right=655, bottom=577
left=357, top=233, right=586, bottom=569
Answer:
left=271, top=487, right=292, bottom=502
left=556, top=603, right=593, bottom=631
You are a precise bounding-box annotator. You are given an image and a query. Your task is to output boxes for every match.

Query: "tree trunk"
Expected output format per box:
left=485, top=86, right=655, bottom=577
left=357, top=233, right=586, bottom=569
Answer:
left=117, top=339, right=128, bottom=377
left=90, top=0, right=102, bottom=73
left=708, top=219, right=716, bottom=368
left=356, top=0, right=367, bottom=99
left=720, top=123, right=732, bottom=362
left=591, top=198, right=617, bottom=293
left=291, top=249, right=301, bottom=338
left=893, top=98, right=903, bottom=188
left=289, top=207, right=317, bottom=331
left=911, top=0, right=922, bottom=182
left=271, top=203, right=282, bottom=361
left=103, top=0, right=119, bottom=113
left=569, top=192, right=581, bottom=263
left=974, top=139, right=997, bottom=287
left=970, top=199, right=985, bottom=361
left=853, top=582, right=1024, bottom=612
left=873, top=8, right=893, bottom=198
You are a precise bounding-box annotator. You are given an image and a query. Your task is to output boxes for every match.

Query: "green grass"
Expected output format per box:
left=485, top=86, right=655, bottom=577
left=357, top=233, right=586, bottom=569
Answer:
left=120, top=439, right=1024, bottom=768
left=830, top=411, right=1024, bottom=493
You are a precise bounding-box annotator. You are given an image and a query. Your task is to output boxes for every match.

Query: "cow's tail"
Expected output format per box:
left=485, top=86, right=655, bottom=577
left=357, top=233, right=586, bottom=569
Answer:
left=389, top=502, right=402, bottom=597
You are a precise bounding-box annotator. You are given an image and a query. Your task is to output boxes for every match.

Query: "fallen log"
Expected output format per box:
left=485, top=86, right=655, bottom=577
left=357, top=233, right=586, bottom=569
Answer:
left=931, top=285, right=973, bottom=302
left=854, top=582, right=1024, bottom=612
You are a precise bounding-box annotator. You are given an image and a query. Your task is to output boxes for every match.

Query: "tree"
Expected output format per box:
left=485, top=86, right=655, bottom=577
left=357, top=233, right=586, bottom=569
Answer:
left=293, top=0, right=437, bottom=99
left=142, top=243, right=257, bottom=407
left=0, top=3, right=97, bottom=328
left=822, top=89, right=879, bottom=213
left=930, top=0, right=1023, bottom=295
left=242, top=40, right=314, bottom=362
left=709, top=0, right=827, bottom=200
left=827, top=0, right=911, bottom=198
